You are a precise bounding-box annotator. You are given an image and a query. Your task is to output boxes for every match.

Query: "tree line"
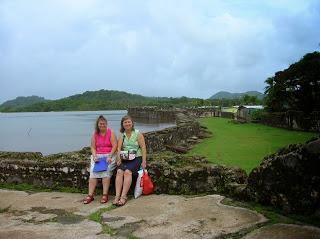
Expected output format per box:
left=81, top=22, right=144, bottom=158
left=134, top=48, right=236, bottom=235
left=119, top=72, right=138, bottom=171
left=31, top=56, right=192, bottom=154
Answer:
left=1, top=51, right=318, bottom=113
left=264, top=51, right=320, bottom=114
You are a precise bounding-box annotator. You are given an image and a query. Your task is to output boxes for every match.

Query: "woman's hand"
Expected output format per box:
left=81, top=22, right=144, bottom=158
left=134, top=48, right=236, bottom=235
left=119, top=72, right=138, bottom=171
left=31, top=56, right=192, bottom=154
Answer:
left=141, top=160, right=146, bottom=170
left=107, top=157, right=112, bottom=164
left=116, top=159, right=122, bottom=166
left=93, top=155, right=98, bottom=162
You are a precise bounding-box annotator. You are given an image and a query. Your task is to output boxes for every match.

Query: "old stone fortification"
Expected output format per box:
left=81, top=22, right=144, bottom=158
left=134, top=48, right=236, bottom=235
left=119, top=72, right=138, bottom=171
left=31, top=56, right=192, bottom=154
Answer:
left=260, top=110, right=320, bottom=132
left=245, top=137, right=320, bottom=215
left=129, top=108, right=201, bottom=153
left=0, top=109, right=246, bottom=196
left=221, top=111, right=235, bottom=119
left=0, top=151, right=89, bottom=189
left=127, top=107, right=176, bottom=122
left=128, top=107, right=223, bottom=119
left=0, top=150, right=247, bottom=195
left=178, top=108, right=221, bottom=117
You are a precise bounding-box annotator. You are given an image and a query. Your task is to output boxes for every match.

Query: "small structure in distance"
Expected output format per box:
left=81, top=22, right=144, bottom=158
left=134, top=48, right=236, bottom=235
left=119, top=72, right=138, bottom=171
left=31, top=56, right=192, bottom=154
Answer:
left=235, top=105, right=264, bottom=122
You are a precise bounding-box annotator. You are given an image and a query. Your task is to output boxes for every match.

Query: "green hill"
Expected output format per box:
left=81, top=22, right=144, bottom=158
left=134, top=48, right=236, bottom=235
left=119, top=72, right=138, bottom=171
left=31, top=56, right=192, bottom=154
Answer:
left=210, top=91, right=264, bottom=100
left=0, top=96, right=48, bottom=112
left=0, top=90, right=210, bottom=112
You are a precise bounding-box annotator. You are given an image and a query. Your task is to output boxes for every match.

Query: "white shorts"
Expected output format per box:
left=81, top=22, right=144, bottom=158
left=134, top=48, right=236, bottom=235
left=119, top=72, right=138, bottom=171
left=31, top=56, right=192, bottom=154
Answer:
left=89, top=154, right=117, bottom=179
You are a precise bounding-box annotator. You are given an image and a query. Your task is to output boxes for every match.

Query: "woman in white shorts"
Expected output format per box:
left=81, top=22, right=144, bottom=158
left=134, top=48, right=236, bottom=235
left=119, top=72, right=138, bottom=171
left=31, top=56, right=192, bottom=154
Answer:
left=83, top=115, right=117, bottom=204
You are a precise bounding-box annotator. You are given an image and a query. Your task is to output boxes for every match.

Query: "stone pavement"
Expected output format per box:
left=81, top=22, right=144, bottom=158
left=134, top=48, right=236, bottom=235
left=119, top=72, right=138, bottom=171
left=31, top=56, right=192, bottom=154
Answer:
left=102, top=194, right=266, bottom=238
left=243, top=223, right=320, bottom=239
left=0, top=189, right=319, bottom=239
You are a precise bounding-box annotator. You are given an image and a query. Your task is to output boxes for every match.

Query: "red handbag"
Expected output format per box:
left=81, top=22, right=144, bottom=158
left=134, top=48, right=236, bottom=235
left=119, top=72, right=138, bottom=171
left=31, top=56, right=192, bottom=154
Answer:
left=141, top=170, right=154, bottom=195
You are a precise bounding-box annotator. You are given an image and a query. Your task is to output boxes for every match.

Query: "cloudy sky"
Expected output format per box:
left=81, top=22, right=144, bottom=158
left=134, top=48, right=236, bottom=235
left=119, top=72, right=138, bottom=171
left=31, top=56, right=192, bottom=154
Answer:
left=0, top=0, right=319, bottom=103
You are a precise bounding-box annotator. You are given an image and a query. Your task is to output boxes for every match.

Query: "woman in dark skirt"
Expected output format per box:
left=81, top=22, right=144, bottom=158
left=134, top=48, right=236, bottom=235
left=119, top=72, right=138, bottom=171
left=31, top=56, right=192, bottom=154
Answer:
left=113, top=115, right=147, bottom=206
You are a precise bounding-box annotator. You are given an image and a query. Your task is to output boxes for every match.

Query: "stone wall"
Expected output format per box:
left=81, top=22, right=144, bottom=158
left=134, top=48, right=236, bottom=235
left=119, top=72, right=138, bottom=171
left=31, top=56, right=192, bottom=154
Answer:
left=245, top=138, right=320, bottom=215
left=181, top=108, right=221, bottom=118
left=260, top=111, right=320, bottom=132
left=0, top=150, right=247, bottom=196
left=128, top=107, right=176, bottom=122
left=221, top=112, right=235, bottom=119
left=128, top=107, right=222, bottom=119
left=0, top=156, right=89, bottom=189
left=148, top=154, right=247, bottom=195
left=128, top=108, right=201, bottom=153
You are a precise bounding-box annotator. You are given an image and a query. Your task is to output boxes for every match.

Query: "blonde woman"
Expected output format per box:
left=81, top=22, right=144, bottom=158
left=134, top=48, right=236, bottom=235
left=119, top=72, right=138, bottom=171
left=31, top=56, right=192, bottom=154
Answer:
left=113, top=115, right=147, bottom=206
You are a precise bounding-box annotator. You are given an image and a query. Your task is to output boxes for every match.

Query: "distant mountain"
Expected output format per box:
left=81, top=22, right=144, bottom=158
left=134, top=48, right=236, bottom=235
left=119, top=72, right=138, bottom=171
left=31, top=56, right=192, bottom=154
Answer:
left=0, top=90, right=207, bottom=112
left=210, top=91, right=264, bottom=100
left=1, top=89, right=265, bottom=112
left=0, top=96, right=48, bottom=111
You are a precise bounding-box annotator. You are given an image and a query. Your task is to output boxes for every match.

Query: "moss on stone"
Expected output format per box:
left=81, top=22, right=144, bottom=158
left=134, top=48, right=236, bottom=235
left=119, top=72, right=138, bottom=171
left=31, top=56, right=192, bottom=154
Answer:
left=88, top=206, right=118, bottom=236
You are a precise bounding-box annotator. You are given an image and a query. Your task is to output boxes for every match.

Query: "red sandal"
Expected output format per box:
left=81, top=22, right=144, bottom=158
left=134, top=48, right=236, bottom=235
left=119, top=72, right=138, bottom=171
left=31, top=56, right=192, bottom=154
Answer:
left=83, top=194, right=94, bottom=204
left=100, top=194, right=108, bottom=204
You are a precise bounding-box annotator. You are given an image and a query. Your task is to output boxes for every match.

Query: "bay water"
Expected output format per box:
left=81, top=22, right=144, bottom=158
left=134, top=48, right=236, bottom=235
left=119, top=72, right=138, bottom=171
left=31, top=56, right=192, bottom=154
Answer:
left=0, top=110, right=174, bottom=155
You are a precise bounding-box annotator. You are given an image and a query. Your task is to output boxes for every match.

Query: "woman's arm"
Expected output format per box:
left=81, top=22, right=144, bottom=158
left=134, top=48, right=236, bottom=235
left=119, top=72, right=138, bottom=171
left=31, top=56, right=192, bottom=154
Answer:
left=91, top=135, right=98, bottom=162
left=116, top=134, right=123, bottom=166
left=137, top=132, right=147, bottom=169
left=107, top=131, right=117, bottom=163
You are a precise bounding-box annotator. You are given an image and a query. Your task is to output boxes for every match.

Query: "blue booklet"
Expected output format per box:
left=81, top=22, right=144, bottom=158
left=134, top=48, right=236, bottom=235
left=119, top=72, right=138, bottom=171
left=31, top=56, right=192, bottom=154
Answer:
left=93, top=157, right=109, bottom=172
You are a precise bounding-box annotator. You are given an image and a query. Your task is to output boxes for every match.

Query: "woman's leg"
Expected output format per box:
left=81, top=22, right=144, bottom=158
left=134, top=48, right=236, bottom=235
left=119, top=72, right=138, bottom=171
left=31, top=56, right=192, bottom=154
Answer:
left=115, top=169, right=124, bottom=200
left=121, top=169, right=132, bottom=198
left=102, top=177, right=111, bottom=195
left=88, top=178, right=98, bottom=196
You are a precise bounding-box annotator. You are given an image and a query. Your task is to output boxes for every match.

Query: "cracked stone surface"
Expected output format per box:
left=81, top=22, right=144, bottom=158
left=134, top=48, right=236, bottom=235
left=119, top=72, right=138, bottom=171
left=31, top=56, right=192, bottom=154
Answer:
left=0, top=217, right=108, bottom=239
left=102, top=194, right=267, bottom=239
left=0, top=189, right=106, bottom=217
left=0, top=189, right=113, bottom=239
left=242, top=223, right=320, bottom=239
left=1, top=189, right=318, bottom=239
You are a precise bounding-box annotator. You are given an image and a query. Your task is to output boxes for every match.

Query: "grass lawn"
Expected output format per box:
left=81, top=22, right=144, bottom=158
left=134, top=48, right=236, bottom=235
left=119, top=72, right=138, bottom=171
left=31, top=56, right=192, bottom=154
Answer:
left=188, top=117, right=317, bottom=173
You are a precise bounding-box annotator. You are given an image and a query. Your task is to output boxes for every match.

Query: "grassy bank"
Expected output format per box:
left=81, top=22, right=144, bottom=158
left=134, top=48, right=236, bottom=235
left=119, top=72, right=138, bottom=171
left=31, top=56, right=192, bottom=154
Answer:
left=189, top=117, right=317, bottom=173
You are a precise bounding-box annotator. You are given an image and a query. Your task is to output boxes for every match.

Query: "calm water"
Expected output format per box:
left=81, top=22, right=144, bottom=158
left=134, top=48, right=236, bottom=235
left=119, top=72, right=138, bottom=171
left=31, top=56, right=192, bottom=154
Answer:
left=0, top=110, right=175, bottom=155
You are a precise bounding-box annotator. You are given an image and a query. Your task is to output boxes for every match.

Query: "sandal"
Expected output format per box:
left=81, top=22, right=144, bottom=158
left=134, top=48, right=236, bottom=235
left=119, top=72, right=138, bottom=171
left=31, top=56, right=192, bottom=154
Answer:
left=100, top=194, right=108, bottom=204
left=118, top=196, right=127, bottom=206
left=112, top=196, right=120, bottom=206
left=83, top=194, right=94, bottom=204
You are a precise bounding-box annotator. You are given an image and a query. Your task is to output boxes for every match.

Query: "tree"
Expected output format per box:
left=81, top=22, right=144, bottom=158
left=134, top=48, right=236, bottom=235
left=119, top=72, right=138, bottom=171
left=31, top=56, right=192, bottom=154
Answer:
left=264, top=51, right=320, bottom=114
left=241, top=95, right=258, bottom=105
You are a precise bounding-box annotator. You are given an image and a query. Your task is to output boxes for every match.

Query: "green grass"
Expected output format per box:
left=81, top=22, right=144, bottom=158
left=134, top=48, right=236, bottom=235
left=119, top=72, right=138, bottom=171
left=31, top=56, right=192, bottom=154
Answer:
left=88, top=206, right=118, bottom=236
left=0, top=207, right=10, bottom=213
left=189, top=117, right=317, bottom=173
left=88, top=205, right=141, bottom=238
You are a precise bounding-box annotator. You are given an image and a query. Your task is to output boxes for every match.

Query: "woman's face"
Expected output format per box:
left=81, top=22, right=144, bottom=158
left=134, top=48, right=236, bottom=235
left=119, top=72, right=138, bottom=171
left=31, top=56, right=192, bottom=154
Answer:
left=98, top=120, right=107, bottom=132
left=123, top=119, right=133, bottom=131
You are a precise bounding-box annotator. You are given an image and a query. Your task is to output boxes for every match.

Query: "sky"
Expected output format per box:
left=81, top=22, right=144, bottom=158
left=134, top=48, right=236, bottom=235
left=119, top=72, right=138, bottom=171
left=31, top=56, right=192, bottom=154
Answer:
left=0, top=0, right=320, bottom=103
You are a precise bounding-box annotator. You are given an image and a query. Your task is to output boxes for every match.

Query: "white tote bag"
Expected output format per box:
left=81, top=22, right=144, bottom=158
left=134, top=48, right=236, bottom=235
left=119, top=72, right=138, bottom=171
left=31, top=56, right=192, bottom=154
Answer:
left=134, top=169, right=144, bottom=199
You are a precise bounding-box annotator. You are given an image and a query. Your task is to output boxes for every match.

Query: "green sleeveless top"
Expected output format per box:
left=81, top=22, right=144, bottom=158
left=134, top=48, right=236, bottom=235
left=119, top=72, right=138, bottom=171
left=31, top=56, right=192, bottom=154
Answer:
left=122, top=129, right=142, bottom=157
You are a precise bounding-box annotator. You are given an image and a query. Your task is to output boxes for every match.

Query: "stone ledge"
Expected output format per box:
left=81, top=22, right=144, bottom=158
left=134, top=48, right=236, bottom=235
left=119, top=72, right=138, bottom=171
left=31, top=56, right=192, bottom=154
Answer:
left=0, top=152, right=247, bottom=196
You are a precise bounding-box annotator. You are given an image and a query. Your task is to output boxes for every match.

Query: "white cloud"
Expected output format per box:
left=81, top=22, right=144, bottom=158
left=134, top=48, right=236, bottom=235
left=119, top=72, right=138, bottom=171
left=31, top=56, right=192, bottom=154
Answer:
left=0, top=0, right=319, bottom=102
